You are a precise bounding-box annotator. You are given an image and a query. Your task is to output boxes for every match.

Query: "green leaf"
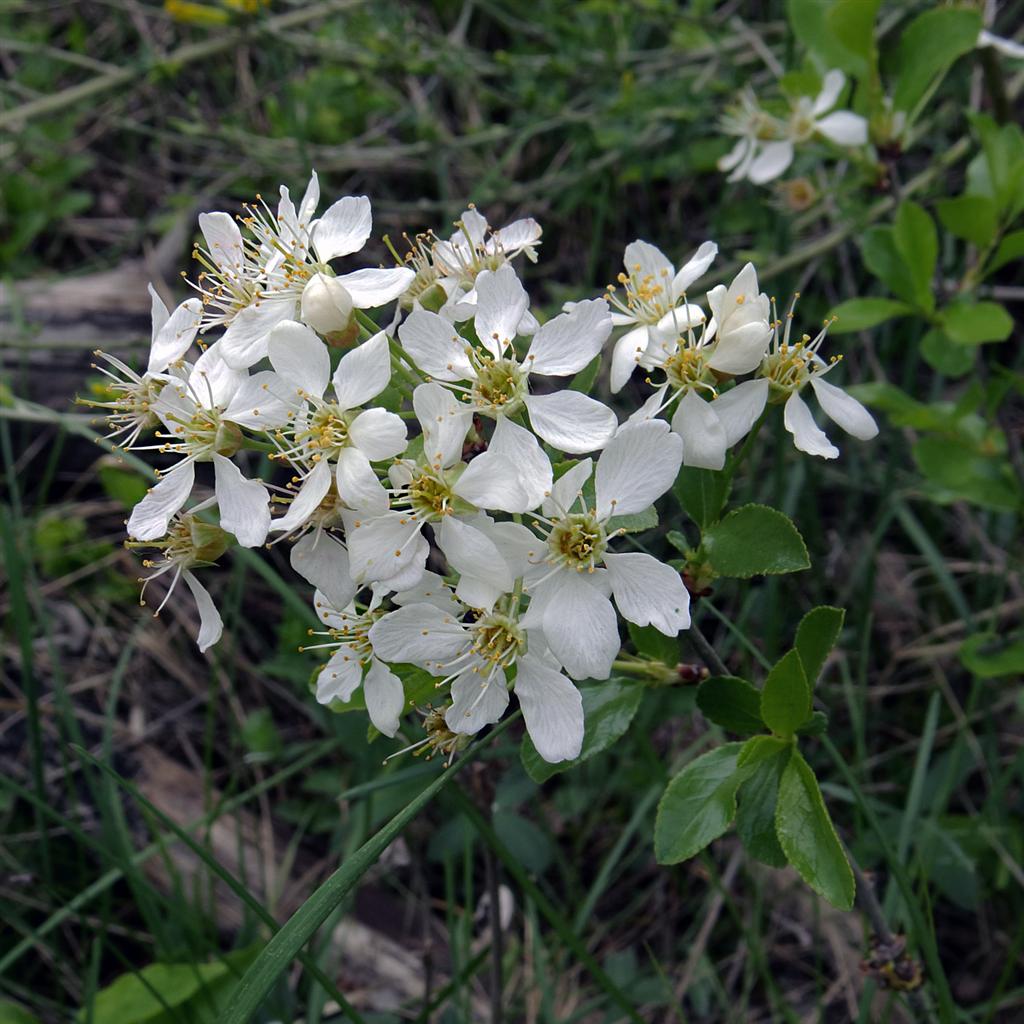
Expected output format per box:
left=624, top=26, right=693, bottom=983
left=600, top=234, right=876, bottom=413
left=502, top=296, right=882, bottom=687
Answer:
left=607, top=504, right=658, bottom=534
left=936, top=195, right=998, bottom=247
left=760, top=649, right=811, bottom=737
left=794, top=606, right=845, bottom=686
left=570, top=353, right=602, bottom=393
left=959, top=632, right=1024, bottom=678
left=99, top=461, right=150, bottom=509
left=521, top=680, right=643, bottom=784
left=0, top=1002, right=40, bottom=1024
left=893, top=7, right=983, bottom=116
left=628, top=622, right=679, bottom=665
left=654, top=743, right=744, bottom=864
left=986, top=230, right=1024, bottom=276
left=913, top=436, right=1022, bottom=511
left=703, top=504, right=810, bottom=579
left=674, top=466, right=731, bottom=529
left=776, top=750, right=855, bottom=909
left=828, top=298, right=914, bottom=334
left=921, top=329, right=976, bottom=378
left=786, top=0, right=873, bottom=77
left=736, top=737, right=791, bottom=868
left=797, top=710, right=829, bottom=737
left=941, top=301, right=1014, bottom=345
left=696, top=676, right=765, bottom=735
left=825, top=0, right=880, bottom=70
left=894, top=201, right=937, bottom=309
left=860, top=226, right=920, bottom=307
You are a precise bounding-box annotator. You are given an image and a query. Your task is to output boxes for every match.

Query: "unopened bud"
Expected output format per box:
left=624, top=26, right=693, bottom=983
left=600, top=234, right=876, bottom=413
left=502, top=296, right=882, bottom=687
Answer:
left=189, top=521, right=231, bottom=562
left=301, top=273, right=355, bottom=338
left=214, top=420, right=243, bottom=457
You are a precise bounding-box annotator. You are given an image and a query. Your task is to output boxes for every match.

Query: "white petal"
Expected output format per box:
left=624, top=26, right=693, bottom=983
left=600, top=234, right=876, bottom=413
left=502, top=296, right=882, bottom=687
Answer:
left=474, top=265, right=529, bottom=357
left=454, top=573, right=506, bottom=612
left=653, top=304, right=707, bottom=339
left=298, top=170, right=320, bottom=225
left=610, top=325, right=650, bottom=393
left=604, top=551, right=690, bottom=636
left=290, top=527, right=356, bottom=610
left=267, top=319, right=330, bottom=399
left=784, top=391, right=839, bottom=459
left=810, top=376, right=878, bottom=440
left=815, top=111, right=868, bottom=147
left=813, top=69, right=846, bottom=115
left=718, top=138, right=749, bottom=173
left=328, top=330, right=391, bottom=410
left=189, top=342, right=247, bottom=409
left=398, top=310, right=474, bottom=381
left=183, top=571, right=223, bottom=653
left=670, top=241, right=718, bottom=300
left=524, top=299, right=612, bottom=377
left=342, top=509, right=425, bottom=584
left=595, top=419, right=682, bottom=519
left=413, top=383, right=473, bottom=469
left=199, top=211, right=244, bottom=274
left=491, top=217, right=542, bottom=256
left=671, top=390, right=727, bottom=471
left=623, top=240, right=674, bottom=283
left=710, top=378, right=769, bottom=446
left=219, top=299, right=295, bottom=370
left=300, top=273, right=354, bottom=336
left=748, top=141, right=794, bottom=184
left=274, top=460, right=333, bottom=535
left=625, top=384, right=668, bottom=427
left=437, top=517, right=513, bottom=594
left=335, top=267, right=415, bottom=308
left=479, top=518, right=541, bottom=580
left=446, top=668, right=510, bottom=736
left=368, top=603, right=468, bottom=665
left=488, top=416, right=552, bottom=510
left=541, top=572, right=619, bottom=681
left=348, top=407, right=408, bottom=461
left=514, top=654, right=583, bottom=762
left=393, top=571, right=462, bottom=614
left=213, top=454, right=270, bottom=547
left=311, top=195, right=372, bottom=261
left=452, top=450, right=529, bottom=512
left=316, top=646, right=365, bottom=704
left=542, top=458, right=593, bottom=518
left=524, top=391, right=617, bottom=454
left=375, top=534, right=429, bottom=593
left=336, top=447, right=388, bottom=511
left=707, top=319, right=772, bottom=374
left=223, top=371, right=296, bottom=430
left=148, top=298, right=201, bottom=375
left=364, top=658, right=404, bottom=737
left=127, top=463, right=195, bottom=541
left=149, top=283, right=170, bottom=340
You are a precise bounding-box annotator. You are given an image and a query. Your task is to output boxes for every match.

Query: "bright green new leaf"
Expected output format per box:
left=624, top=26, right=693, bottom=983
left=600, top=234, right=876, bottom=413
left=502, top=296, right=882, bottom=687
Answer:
left=794, top=606, right=845, bottom=685
left=736, top=737, right=791, bottom=868
left=760, top=649, right=811, bottom=737
left=521, top=679, right=644, bottom=783
left=828, top=298, right=914, bottom=334
left=894, top=201, right=937, bottom=309
left=776, top=751, right=855, bottom=909
left=987, top=230, right=1024, bottom=276
left=936, top=195, right=998, bottom=248
left=941, top=301, right=1014, bottom=346
left=921, top=329, right=976, bottom=378
left=654, top=743, right=744, bottom=864
left=696, top=676, right=765, bottom=735
left=786, top=0, right=872, bottom=77
left=703, top=504, right=810, bottom=579
left=825, top=0, right=880, bottom=70
left=893, top=7, right=983, bottom=116
left=960, top=632, right=1024, bottom=678
left=674, top=465, right=731, bottom=529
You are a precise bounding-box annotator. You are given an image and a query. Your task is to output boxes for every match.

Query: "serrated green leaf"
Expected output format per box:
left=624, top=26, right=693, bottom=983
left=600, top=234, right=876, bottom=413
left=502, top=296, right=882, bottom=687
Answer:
left=776, top=751, right=855, bottom=909
left=936, top=195, right=998, bottom=247
left=941, top=301, right=1014, bottom=345
left=794, top=606, right=844, bottom=686
left=959, top=632, right=1024, bottom=678
left=703, top=504, right=810, bottom=579
left=894, top=201, right=937, bottom=310
left=921, top=329, right=976, bottom=378
left=736, top=737, right=791, bottom=868
left=696, top=676, right=765, bottom=735
left=521, top=679, right=643, bottom=784
left=760, top=650, right=810, bottom=737
left=654, top=743, right=744, bottom=864
left=797, top=710, right=829, bottom=737
left=828, top=298, right=914, bottom=334
left=893, top=7, right=983, bottom=116
left=673, top=466, right=731, bottom=529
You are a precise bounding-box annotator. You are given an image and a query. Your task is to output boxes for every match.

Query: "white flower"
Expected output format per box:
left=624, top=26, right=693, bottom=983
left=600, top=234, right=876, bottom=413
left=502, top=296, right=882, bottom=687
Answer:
left=132, top=505, right=228, bottom=652
left=607, top=239, right=717, bottom=393
left=255, top=323, right=407, bottom=532
left=194, top=172, right=414, bottom=369
left=399, top=264, right=617, bottom=453
left=368, top=584, right=584, bottom=763
left=977, top=30, right=1024, bottom=61
left=729, top=302, right=880, bottom=459
left=520, top=420, right=689, bottom=680
left=84, top=286, right=202, bottom=448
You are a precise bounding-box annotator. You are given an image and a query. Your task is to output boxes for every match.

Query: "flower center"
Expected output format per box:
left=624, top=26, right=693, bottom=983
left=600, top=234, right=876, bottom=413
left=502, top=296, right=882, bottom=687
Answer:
left=547, top=512, right=607, bottom=572
left=471, top=357, right=526, bottom=415
left=407, top=468, right=457, bottom=522
left=471, top=612, right=526, bottom=669
left=163, top=406, right=241, bottom=459
left=302, top=404, right=354, bottom=457
left=663, top=346, right=708, bottom=392
left=607, top=265, right=672, bottom=324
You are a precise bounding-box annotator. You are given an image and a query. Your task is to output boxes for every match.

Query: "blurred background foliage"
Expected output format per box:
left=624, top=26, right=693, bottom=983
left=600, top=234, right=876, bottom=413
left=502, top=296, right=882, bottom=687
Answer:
left=1, top=1, right=1023, bottom=1022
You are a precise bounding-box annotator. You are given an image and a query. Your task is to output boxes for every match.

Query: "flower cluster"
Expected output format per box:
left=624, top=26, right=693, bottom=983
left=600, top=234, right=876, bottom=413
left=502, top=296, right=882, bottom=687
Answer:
left=719, top=70, right=869, bottom=185
left=85, top=173, right=877, bottom=763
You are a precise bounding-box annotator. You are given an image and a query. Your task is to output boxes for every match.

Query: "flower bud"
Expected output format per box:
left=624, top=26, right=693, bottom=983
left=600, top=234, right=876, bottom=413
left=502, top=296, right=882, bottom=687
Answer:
left=189, top=520, right=231, bottom=563
left=301, top=273, right=355, bottom=339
